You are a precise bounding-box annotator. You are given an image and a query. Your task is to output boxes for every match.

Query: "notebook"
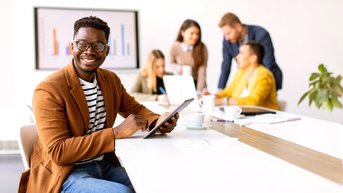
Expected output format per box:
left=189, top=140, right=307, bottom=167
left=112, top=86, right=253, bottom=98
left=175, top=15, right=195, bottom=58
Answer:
left=163, top=75, right=199, bottom=109
left=219, top=106, right=276, bottom=116
left=240, top=106, right=276, bottom=116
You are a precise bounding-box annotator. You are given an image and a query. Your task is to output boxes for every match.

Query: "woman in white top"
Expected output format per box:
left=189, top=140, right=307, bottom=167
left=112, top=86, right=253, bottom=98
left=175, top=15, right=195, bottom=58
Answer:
left=170, top=19, right=208, bottom=93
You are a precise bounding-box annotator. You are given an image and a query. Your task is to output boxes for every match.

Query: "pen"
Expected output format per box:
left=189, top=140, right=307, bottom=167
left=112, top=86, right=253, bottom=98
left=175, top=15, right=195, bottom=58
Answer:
left=159, top=86, right=167, bottom=95
left=210, top=118, right=233, bottom=123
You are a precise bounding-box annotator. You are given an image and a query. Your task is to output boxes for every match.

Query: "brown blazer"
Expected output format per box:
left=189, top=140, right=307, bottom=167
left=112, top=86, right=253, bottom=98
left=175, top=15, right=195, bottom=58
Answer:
left=18, top=62, right=159, bottom=193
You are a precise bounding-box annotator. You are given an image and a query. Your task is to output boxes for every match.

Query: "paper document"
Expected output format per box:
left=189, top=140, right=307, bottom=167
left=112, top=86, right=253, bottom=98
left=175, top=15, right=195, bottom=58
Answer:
left=234, top=113, right=301, bottom=126
left=255, top=113, right=301, bottom=123
left=173, top=132, right=238, bottom=150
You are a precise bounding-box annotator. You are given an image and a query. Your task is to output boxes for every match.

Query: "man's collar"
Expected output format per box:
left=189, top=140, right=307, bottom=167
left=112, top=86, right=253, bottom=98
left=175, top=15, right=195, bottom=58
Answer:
left=240, top=25, right=249, bottom=44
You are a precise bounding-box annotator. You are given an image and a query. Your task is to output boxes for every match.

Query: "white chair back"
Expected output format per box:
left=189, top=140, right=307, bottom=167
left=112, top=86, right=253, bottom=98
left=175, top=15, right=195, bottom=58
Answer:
left=18, top=124, right=37, bottom=170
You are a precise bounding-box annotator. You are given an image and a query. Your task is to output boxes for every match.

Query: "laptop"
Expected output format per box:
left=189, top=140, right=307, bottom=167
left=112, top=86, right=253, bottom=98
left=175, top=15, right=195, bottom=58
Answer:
left=163, top=75, right=199, bottom=109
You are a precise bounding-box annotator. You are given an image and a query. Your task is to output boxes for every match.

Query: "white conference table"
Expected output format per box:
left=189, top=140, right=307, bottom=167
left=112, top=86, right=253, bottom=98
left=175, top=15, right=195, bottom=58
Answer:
left=115, top=103, right=343, bottom=193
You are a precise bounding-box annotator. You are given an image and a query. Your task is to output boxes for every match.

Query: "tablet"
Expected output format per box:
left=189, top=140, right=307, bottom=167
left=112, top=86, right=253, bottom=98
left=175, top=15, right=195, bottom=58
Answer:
left=143, top=98, right=194, bottom=139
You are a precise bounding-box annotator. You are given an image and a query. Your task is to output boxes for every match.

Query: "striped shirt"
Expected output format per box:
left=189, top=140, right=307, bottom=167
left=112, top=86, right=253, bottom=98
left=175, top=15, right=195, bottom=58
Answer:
left=77, top=76, right=107, bottom=164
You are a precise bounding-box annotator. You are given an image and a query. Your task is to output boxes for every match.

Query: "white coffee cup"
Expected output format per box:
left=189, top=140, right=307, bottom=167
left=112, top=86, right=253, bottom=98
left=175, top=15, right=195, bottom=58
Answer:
left=224, top=106, right=242, bottom=119
left=184, top=113, right=205, bottom=128
left=199, top=95, right=215, bottom=112
left=182, top=65, right=192, bottom=76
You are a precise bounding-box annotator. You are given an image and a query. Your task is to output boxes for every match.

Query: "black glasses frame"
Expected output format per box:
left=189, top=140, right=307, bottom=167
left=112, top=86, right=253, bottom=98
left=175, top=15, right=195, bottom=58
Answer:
left=74, top=40, right=108, bottom=53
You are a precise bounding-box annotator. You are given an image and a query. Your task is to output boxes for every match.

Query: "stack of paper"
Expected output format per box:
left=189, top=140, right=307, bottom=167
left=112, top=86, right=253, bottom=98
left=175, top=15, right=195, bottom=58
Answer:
left=234, top=113, right=301, bottom=126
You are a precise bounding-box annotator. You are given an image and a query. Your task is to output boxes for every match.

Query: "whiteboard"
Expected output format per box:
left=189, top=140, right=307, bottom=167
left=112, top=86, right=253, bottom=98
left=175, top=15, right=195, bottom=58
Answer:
left=34, top=7, right=139, bottom=70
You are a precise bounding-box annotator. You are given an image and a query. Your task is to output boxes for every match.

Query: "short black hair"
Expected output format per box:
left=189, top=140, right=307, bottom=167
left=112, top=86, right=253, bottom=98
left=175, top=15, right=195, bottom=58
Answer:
left=244, top=42, right=265, bottom=64
left=73, top=16, right=110, bottom=42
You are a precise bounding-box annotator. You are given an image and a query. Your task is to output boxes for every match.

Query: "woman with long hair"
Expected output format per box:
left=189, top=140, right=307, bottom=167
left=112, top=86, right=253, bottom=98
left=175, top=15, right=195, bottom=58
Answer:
left=131, top=49, right=171, bottom=102
left=170, top=19, right=208, bottom=93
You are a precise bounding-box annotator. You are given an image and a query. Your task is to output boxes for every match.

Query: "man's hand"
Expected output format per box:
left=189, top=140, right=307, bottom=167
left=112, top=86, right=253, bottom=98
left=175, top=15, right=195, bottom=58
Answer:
left=156, top=112, right=179, bottom=134
left=200, top=88, right=211, bottom=97
left=215, top=97, right=225, bottom=106
left=113, top=114, right=148, bottom=139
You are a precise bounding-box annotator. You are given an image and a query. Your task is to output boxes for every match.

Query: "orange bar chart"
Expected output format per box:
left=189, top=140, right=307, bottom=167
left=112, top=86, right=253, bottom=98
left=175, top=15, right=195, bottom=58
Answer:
left=52, top=28, right=58, bottom=55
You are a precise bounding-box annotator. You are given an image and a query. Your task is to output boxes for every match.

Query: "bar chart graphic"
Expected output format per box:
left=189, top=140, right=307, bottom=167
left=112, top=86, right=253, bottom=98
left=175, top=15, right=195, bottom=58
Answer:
left=52, top=28, right=59, bottom=55
left=35, top=7, right=138, bottom=69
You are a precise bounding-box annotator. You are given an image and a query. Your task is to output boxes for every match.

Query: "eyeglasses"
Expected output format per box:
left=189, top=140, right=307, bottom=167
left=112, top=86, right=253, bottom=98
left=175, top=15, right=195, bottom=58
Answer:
left=73, top=40, right=107, bottom=53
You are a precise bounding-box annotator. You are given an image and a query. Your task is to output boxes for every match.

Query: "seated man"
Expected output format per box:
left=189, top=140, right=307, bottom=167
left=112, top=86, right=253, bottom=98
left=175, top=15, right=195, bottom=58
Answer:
left=18, top=16, right=178, bottom=193
left=206, top=42, right=279, bottom=110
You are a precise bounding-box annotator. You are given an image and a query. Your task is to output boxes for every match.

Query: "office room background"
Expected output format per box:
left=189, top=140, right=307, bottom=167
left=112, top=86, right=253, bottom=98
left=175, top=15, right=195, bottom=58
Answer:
left=1, top=0, right=342, bottom=141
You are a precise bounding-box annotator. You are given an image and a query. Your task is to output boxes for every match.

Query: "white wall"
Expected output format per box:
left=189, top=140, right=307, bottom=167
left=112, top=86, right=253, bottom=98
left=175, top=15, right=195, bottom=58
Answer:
left=1, top=0, right=342, bottom=139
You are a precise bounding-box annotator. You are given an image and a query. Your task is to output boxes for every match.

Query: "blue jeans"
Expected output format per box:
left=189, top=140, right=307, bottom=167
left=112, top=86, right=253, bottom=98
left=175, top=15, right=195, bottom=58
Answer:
left=61, top=159, right=135, bottom=193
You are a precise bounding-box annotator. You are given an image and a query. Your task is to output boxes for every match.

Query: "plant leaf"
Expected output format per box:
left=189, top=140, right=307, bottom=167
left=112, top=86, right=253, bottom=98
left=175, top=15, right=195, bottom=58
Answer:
left=314, top=93, right=322, bottom=108
left=318, top=64, right=327, bottom=73
left=309, top=80, right=319, bottom=87
left=315, top=99, right=321, bottom=109
left=298, top=90, right=311, bottom=105
left=317, top=90, right=328, bottom=101
left=299, top=63, right=343, bottom=111
left=309, top=73, right=319, bottom=81
left=308, top=90, right=317, bottom=106
left=331, top=96, right=343, bottom=108
left=323, top=99, right=333, bottom=111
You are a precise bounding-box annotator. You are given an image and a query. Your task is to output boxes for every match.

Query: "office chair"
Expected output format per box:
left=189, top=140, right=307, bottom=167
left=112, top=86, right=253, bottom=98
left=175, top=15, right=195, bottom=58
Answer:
left=26, top=104, right=35, bottom=123
left=18, top=123, right=37, bottom=170
left=278, top=100, right=287, bottom=111
left=17, top=124, right=123, bottom=169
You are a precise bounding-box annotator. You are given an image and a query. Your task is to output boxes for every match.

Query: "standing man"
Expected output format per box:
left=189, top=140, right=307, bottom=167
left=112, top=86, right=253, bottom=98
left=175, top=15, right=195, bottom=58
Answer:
left=18, top=16, right=178, bottom=193
left=217, top=12, right=283, bottom=91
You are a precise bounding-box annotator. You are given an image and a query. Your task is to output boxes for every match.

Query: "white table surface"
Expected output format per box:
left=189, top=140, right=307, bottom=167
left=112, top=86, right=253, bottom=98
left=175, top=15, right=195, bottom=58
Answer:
left=115, top=104, right=343, bottom=193
left=245, top=113, right=343, bottom=159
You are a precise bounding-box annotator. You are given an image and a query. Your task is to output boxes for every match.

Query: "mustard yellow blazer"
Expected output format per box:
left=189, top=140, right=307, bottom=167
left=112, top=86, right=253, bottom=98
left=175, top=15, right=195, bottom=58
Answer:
left=217, top=65, right=279, bottom=110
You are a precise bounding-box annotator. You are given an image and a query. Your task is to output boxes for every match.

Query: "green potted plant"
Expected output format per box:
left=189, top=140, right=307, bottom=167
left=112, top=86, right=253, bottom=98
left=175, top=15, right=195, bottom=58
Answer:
left=298, top=64, right=343, bottom=111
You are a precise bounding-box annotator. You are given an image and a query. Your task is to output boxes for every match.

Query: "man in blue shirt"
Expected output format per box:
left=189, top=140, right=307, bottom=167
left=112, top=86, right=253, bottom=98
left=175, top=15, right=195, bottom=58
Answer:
left=217, top=12, right=283, bottom=91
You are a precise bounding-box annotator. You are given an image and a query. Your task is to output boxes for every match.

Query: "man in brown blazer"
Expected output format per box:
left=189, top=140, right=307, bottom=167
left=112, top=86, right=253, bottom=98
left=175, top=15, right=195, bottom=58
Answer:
left=18, top=16, right=178, bottom=193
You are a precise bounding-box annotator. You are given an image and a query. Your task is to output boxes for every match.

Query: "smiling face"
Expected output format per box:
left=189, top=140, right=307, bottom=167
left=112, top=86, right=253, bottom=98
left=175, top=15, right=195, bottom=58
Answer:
left=181, top=26, right=200, bottom=46
left=71, top=27, right=109, bottom=82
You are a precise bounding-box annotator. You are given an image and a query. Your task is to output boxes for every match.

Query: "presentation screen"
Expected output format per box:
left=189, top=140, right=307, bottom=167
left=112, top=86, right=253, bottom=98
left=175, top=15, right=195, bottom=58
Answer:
left=34, top=7, right=139, bottom=70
